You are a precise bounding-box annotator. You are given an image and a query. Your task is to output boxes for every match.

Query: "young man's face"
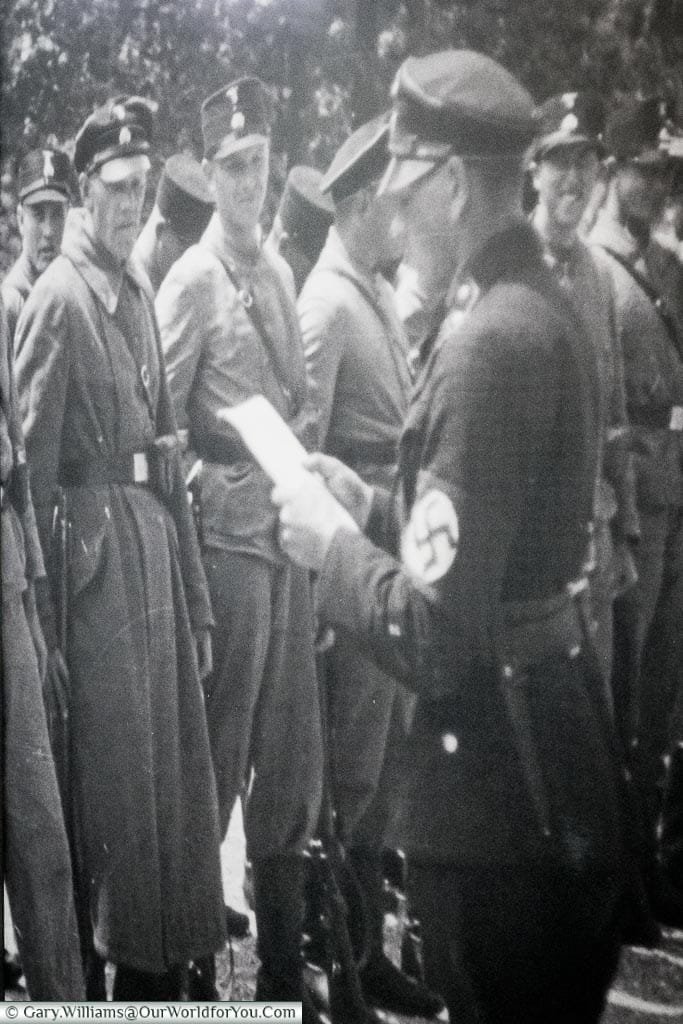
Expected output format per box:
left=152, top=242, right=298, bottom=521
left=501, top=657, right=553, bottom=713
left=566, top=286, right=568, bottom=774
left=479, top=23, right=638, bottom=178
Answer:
left=616, top=161, right=671, bottom=241
left=84, top=167, right=148, bottom=264
left=532, top=144, right=600, bottom=234
left=209, top=140, right=270, bottom=238
left=18, top=198, right=68, bottom=274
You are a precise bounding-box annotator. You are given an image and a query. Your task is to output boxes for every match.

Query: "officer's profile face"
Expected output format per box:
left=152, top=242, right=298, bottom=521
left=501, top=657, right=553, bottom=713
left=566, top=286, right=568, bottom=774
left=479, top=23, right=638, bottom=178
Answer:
left=208, top=140, right=270, bottom=236
left=83, top=168, right=148, bottom=264
left=18, top=198, right=68, bottom=274
left=367, top=188, right=406, bottom=267
left=616, top=162, right=671, bottom=238
left=395, top=159, right=458, bottom=266
left=532, top=144, right=599, bottom=232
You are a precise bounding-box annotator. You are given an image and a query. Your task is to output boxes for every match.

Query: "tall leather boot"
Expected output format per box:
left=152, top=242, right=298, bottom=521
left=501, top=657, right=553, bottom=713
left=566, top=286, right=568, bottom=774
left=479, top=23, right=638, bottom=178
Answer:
left=349, top=845, right=445, bottom=1019
left=251, top=854, right=324, bottom=1024
left=113, top=964, right=182, bottom=1000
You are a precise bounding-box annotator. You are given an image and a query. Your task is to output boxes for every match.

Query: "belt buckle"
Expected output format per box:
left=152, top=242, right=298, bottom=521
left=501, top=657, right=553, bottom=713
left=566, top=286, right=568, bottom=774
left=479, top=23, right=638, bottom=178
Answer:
left=133, top=452, right=149, bottom=484
left=669, top=406, right=683, bottom=432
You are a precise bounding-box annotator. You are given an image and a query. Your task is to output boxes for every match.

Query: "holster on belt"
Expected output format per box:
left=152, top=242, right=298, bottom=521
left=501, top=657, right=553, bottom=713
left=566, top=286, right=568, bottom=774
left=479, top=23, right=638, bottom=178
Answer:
left=495, top=589, right=586, bottom=840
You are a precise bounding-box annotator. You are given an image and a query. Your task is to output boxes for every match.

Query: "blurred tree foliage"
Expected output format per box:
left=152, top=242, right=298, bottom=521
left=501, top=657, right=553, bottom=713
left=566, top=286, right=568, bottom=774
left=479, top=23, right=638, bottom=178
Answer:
left=1, top=0, right=682, bottom=271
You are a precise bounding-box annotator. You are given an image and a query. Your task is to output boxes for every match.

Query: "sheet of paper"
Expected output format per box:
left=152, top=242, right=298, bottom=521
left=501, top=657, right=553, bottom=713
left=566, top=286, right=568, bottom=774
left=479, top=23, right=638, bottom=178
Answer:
left=217, top=395, right=309, bottom=487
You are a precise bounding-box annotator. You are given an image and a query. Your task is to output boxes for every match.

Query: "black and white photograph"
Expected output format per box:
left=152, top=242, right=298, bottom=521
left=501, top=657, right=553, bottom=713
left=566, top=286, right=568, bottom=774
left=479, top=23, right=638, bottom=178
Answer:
left=1, top=2, right=683, bottom=1020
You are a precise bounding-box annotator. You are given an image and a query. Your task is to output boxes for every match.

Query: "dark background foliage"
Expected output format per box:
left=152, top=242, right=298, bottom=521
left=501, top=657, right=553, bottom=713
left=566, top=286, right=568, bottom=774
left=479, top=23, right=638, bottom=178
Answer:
left=1, top=0, right=682, bottom=272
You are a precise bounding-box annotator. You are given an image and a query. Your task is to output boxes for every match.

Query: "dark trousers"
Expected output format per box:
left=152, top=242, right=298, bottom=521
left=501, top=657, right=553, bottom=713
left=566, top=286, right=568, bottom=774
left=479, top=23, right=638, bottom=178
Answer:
left=408, top=859, right=622, bottom=1024
left=202, top=549, right=322, bottom=857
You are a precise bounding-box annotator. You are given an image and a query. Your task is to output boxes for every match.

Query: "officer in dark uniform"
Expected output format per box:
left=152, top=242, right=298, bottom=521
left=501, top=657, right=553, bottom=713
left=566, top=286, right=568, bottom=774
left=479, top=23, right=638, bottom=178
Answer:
left=265, top=165, right=335, bottom=294
left=133, top=153, right=214, bottom=294
left=274, top=50, right=624, bottom=1024
left=2, top=148, right=71, bottom=342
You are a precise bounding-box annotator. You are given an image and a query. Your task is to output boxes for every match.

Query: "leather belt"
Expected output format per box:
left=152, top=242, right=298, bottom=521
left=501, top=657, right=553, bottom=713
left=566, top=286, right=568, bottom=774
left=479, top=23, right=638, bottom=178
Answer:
left=192, top=431, right=251, bottom=466
left=629, top=405, right=683, bottom=431
left=59, top=451, right=150, bottom=487
left=333, top=438, right=399, bottom=467
left=497, top=586, right=584, bottom=671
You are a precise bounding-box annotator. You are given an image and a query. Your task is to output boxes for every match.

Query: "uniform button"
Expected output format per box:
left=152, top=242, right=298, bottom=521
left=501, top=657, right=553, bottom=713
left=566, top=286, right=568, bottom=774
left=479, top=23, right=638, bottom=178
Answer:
left=502, top=664, right=514, bottom=680
left=442, top=732, right=458, bottom=755
left=568, top=645, right=581, bottom=659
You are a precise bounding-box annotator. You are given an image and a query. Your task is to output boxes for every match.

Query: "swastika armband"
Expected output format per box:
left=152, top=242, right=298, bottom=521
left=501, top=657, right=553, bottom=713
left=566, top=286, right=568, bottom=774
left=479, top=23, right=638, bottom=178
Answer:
left=401, top=488, right=459, bottom=585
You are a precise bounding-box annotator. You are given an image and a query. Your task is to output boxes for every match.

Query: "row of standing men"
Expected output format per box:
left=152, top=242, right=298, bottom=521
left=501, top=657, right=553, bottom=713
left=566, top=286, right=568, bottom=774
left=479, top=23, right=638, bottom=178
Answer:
left=2, top=46, right=683, bottom=1024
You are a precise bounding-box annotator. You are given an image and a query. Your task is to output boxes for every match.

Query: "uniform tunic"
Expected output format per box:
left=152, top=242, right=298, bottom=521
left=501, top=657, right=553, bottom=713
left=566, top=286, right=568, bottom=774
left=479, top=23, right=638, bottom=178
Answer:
left=157, top=213, right=322, bottom=856
left=299, top=227, right=413, bottom=843
left=590, top=211, right=683, bottom=875
left=534, top=229, right=639, bottom=691
left=1, top=253, right=37, bottom=344
left=1, top=298, right=84, bottom=1000
left=14, top=210, right=226, bottom=973
left=314, top=222, right=623, bottom=1021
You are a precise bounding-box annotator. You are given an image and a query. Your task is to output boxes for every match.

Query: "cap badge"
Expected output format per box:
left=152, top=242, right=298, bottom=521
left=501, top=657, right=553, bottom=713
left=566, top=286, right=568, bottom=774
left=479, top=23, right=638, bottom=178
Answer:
left=42, top=150, right=55, bottom=180
left=401, top=488, right=459, bottom=585
left=560, top=113, right=579, bottom=135
left=231, top=111, right=245, bottom=132
left=226, top=86, right=239, bottom=107
left=562, top=92, right=578, bottom=110
left=113, top=104, right=126, bottom=121
left=119, top=125, right=132, bottom=145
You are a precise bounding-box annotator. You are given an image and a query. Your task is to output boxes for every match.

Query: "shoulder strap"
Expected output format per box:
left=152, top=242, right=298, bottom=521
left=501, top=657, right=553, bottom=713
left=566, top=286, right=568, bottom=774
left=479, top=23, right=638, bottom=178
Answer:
left=600, top=245, right=683, bottom=360
left=213, top=250, right=305, bottom=415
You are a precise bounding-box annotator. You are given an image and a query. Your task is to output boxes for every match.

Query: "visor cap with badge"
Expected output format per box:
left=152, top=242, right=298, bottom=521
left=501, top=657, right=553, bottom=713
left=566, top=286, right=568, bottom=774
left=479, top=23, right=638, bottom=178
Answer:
left=201, top=76, right=272, bottom=161
left=379, top=49, right=536, bottom=195
left=74, top=95, right=155, bottom=183
left=18, top=148, right=72, bottom=206
left=530, top=91, right=606, bottom=162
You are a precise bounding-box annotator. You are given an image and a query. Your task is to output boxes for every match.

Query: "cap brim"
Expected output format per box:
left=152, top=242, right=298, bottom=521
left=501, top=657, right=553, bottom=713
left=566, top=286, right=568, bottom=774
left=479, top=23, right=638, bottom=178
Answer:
left=22, top=187, right=69, bottom=206
left=534, top=133, right=599, bottom=159
left=213, top=132, right=269, bottom=161
left=98, top=154, right=151, bottom=183
left=377, top=156, right=437, bottom=196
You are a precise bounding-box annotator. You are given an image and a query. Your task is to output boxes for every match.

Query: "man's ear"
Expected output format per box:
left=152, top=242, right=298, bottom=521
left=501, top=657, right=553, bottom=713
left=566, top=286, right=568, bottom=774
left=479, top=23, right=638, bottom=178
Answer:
left=202, top=158, right=216, bottom=198
left=446, top=155, right=468, bottom=220
left=80, top=172, right=93, bottom=211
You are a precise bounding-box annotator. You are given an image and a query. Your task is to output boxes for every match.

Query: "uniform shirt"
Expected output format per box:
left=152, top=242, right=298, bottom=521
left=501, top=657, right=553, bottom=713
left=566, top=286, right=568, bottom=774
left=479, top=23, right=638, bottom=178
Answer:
left=1, top=254, right=38, bottom=345
left=157, top=213, right=309, bottom=563
left=0, top=297, right=45, bottom=591
left=314, top=222, right=605, bottom=864
left=299, top=227, right=411, bottom=489
left=590, top=211, right=683, bottom=510
left=317, top=221, right=599, bottom=693
left=534, top=226, right=639, bottom=538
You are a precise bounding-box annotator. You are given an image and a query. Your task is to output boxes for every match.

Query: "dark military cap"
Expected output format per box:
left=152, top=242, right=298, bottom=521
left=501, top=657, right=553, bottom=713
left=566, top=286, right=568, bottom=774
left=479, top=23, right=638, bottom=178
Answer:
left=277, top=165, right=334, bottom=260
left=320, top=113, right=390, bottom=202
left=74, top=95, right=155, bottom=179
left=380, top=50, right=536, bottom=193
left=18, top=148, right=71, bottom=205
left=531, top=92, right=606, bottom=161
left=605, top=96, right=668, bottom=166
left=156, top=154, right=214, bottom=241
left=201, top=77, right=271, bottom=161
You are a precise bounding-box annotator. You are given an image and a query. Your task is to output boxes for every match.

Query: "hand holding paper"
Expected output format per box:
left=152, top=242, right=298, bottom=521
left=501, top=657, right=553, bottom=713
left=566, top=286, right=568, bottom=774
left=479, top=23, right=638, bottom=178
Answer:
left=217, top=395, right=359, bottom=569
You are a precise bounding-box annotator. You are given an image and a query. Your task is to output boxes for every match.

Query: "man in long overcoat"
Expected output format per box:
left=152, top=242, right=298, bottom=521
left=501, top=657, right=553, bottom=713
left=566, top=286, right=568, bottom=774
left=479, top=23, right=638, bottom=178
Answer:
left=14, top=96, right=226, bottom=1000
left=2, top=295, right=84, bottom=1001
